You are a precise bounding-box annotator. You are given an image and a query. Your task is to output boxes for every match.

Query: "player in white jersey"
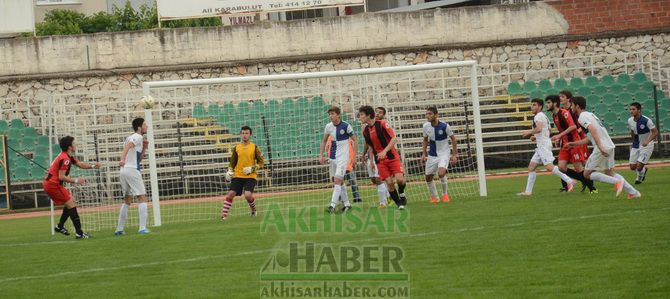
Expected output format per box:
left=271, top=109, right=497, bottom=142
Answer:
left=567, top=96, right=641, bottom=198
left=627, top=102, right=658, bottom=184
left=363, top=107, right=391, bottom=207
left=115, top=118, right=150, bottom=235
left=518, top=99, right=576, bottom=196
left=421, top=107, right=457, bottom=203
left=319, top=106, right=358, bottom=213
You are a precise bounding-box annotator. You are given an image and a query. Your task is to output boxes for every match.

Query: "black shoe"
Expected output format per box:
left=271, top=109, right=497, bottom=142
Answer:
left=399, top=193, right=408, bottom=205
left=76, top=232, right=92, bottom=239
left=580, top=184, right=587, bottom=193
left=327, top=206, right=336, bottom=214
left=353, top=198, right=362, bottom=203
left=559, top=188, right=568, bottom=192
left=634, top=180, right=642, bottom=185
left=342, top=206, right=352, bottom=213
left=54, top=226, right=70, bottom=236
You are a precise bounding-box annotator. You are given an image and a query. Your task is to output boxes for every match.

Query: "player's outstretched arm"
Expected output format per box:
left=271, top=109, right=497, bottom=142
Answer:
left=76, top=161, right=101, bottom=170
left=58, top=169, right=85, bottom=185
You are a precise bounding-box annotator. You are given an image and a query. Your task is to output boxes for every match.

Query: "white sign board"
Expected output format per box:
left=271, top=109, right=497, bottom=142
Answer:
left=157, top=0, right=365, bottom=20
left=0, top=0, right=35, bottom=37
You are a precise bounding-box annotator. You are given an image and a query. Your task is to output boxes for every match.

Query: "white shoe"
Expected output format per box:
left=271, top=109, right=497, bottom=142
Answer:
left=516, top=192, right=532, bottom=196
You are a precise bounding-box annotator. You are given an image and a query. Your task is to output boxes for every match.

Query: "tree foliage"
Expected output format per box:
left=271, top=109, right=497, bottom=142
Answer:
left=35, top=1, right=222, bottom=36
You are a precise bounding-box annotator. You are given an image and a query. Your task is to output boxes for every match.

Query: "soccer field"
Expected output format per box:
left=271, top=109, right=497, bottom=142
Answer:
left=1, top=167, right=669, bottom=298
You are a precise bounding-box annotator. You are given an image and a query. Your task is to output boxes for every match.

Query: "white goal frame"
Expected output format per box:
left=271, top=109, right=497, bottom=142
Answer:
left=142, top=60, right=488, bottom=227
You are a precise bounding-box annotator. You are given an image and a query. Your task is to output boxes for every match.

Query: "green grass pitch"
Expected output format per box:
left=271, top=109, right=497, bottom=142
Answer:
left=1, top=168, right=669, bottom=298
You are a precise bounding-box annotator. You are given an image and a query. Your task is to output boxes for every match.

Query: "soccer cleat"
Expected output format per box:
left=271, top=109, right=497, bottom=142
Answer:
left=327, top=206, right=336, bottom=214
left=54, top=226, right=70, bottom=236
left=589, top=189, right=599, bottom=194
left=378, top=203, right=386, bottom=208
left=114, top=231, right=126, bottom=236
left=580, top=184, right=587, bottom=193
left=641, top=168, right=648, bottom=182
left=627, top=192, right=642, bottom=199
left=76, top=232, right=91, bottom=239
left=399, top=193, right=408, bottom=205
left=138, top=229, right=151, bottom=234
left=614, top=179, right=624, bottom=197
left=516, top=192, right=532, bottom=196
left=430, top=197, right=439, bottom=203
left=634, top=179, right=642, bottom=185
left=353, top=198, right=362, bottom=203
left=442, top=194, right=450, bottom=203
left=559, top=187, right=568, bottom=192
left=342, top=206, right=352, bottom=213
left=398, top=205, right=405, bottom=210
left=251, top=211, right=257, bottom=217
left=566, top=180, right=576, bottom=193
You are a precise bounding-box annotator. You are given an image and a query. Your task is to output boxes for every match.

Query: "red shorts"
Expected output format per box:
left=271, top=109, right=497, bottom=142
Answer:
left=558, top=145, right=588, bottom=163
left=43, top=182, right=72, bottom=205
left=377, top=158, right=404, bottom=181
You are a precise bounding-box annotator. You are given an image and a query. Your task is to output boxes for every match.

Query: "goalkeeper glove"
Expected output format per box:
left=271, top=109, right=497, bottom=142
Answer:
left=225, top=168, right=234, bottom=181
left=243, top=165, right=256, bottom=175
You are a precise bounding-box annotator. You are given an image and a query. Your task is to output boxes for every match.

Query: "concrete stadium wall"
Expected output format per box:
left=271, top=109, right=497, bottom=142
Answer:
left=0, top=2, right=569, bottom=77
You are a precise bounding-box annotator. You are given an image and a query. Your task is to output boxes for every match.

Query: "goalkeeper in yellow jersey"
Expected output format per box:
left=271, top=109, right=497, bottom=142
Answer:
left=221, top=126, right=265, bottom=220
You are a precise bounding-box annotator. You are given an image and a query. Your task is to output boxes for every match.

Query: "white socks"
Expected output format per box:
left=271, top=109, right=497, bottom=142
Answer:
left=427, top=181, right=438, bottom=198
left=116, top=203, right=129, bottom=232
left=330, top=185, right=342, bottom=208
left=590, top=172, right=619, bottom=185
left=525, top=171, right=537, bottom=193
left=377, top=184, right=388, bottom=205
left=552, top=167, right=573, bottom=184
left=138, top=202, right=148, bottom=231
left=440, top=177, right=448, bottom=195
left=340, top=185, right=351, bottom=207
left=613, top=173, right=639, bottom=195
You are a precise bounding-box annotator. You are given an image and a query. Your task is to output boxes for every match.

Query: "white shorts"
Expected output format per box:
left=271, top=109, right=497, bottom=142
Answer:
left=120, top=167, right=146, bottom=196
left=425, top=155, right=449, bottom=175
left=530, top=147, right=555, bottom=166
left=329, top=159, right=347, bottom=179
left=585, top=148, right=615, bottom=171
left=629, top=145, right=653, bottom=165
left=366, top=160, right=379, bottom=178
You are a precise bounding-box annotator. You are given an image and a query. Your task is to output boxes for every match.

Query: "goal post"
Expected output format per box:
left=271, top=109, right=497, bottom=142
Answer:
left=140, top=60, right=487, bottom=227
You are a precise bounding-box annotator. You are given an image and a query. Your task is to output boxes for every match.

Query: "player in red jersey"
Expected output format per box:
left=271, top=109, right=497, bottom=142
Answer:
left=546, top=95, right=597, bottom=193
left=358, top=105, right=407, bottom=210
left=558, top=90, right=595, bottom=193
left=44, top=136, right=101, bottom=239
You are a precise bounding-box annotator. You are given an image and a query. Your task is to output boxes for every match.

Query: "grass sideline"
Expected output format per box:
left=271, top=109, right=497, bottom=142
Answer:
left=0, top=168, right=668, bottom=298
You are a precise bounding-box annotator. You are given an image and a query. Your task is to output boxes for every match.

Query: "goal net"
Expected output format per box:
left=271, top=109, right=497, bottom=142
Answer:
left=48, top=61, right=487, bottom=232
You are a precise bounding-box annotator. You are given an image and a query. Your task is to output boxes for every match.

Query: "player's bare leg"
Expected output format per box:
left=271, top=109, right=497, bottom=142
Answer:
left=221, top=191, right=237, bottom=220
left=115, top=196, right=133, bottom=235
left=244, top=191, right=257, bottom=217
left=437, top=167, right=449, bottom=202
left=425, top=174, right=438, bottom=203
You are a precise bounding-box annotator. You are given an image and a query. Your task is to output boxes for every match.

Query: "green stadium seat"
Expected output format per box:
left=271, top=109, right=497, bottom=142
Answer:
left=619, top=110, right=631, bottom=122
left=640, top=80, right=655, bottom=92
left=22, top=127, right=37, bottom=137
left=618, top=92, right=633, bottom=104
left=0, top=120, right=7, bottom=133
left=31, top=166, right=45, bottom=180
left=610, top=83, right=624, bottom=94
left=296, top=97, right=309, bottom=111
left=593, top=85, right=607, bottom=95
left=576, top=86, right=592, bottom=97
left=617, top=73, right=631, bottom=85
left=507, top=82, right=523, bottom=95
left=570, top=77, right=584, bottom=89
left=537, top=80, right=552, bottom=91
left=546, top=89, right=559, bottom=97
left=237, top=102, right=250, bottom=117
left=22, top=136, right=36, bottom=150
left=207, top=104, right=221, bottom=117
left=222, top=103, right=235, bottom=116
left=12, top=167, right=30, bottom=181
left=595, top=104, right=609, bottom=116
left=553, top=78, right=569, bottom=91
left=36, top=136, right=49, bottom=148
left=530, top=90, right=544, bottom=100
left=633, top=72, right=647, bottom=83
left=586, top=95, right=601, bottom=105
left=662, top=117, right=670, bottom=132
left=600, top=75, right=615, bottom=87
left=626, top=82, right=639, bottom=92
left=252, top=101, right=266, bottom=117
left=603, top=112, right=617, bottom=123
left=7, top=138, right=22, bottom=151
left=52, top=144, right=61, bottom=158
left=585, top=76, right=599, bottom=87
left=611, top=122, right=629, bottom=135
left=10, top=119, right=24, bottom=129
left=0, top=169, right=4, bottom=184
left=192, top=104, right=206, bottom=119
left=523, top=81, right=537, bottom=93
left=282, top=99, right=295, bottom=115
left=634, top=91, right=652, bottom=103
